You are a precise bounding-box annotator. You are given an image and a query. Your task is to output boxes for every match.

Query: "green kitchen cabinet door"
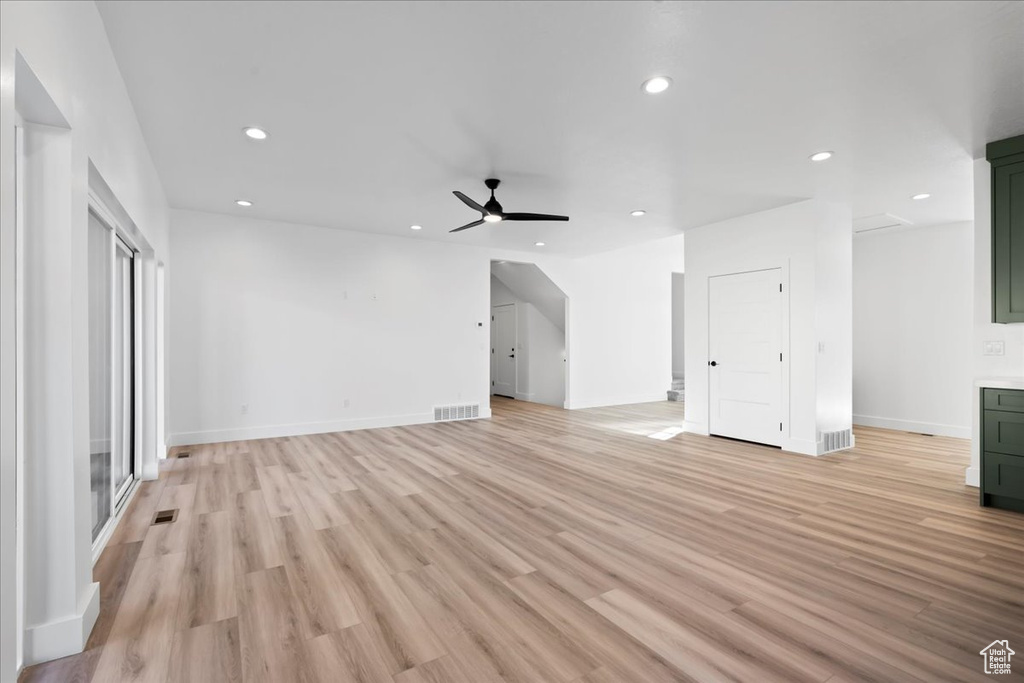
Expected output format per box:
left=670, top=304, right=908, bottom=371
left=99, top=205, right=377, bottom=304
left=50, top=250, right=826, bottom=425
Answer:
left=989, top=134, right=1024, bottom=323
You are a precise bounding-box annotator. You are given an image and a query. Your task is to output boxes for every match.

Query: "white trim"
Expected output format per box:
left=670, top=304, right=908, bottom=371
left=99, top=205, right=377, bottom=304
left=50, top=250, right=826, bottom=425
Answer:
left=90, top=479, right=140, bottom=565
left=566, top=393, right=669, bottom=410
left=782, top=437, right=823, bottom=457
left=23, top=582, right=99, bottom=666
left=168, top=408, right=493, bottom=446
left=965, top=466, right=980, bottom=488
left=853, top=414, right=970, bottom=439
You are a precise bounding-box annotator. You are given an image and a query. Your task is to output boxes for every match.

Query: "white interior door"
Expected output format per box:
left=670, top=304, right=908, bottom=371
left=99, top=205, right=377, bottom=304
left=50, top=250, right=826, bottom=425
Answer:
left=491, top=304, right=516, bottom=397
left=708, top=268, right=783, bottom=446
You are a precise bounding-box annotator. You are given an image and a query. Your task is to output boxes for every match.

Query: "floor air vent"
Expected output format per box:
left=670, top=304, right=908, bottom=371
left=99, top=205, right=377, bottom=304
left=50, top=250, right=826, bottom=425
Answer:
left=434, top=404, right=480, bottom=422
left=820, top=429, right=853, bottom=454
left=177, top=451, right=191, bottom=459
left=152, top=509, right=178, bottom=526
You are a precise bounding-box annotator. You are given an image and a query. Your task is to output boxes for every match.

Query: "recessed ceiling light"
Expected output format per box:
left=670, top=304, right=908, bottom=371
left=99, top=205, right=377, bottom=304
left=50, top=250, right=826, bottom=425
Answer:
left=484, top=214, right=502, bottom=223
left=410, top=224, right=422, bottom=230
left=243, top=127, right=268, bottom=140
left=535, top=242, right=546, bottom=247
left=809, top=151, right=833, bottom=162
left=235, top=199, right=253, bottom=207
left=911, top=193, right=931, bottom=200
left=630, top=210, right=646, bottom=217
left=642, top=76, right=672, bottom=94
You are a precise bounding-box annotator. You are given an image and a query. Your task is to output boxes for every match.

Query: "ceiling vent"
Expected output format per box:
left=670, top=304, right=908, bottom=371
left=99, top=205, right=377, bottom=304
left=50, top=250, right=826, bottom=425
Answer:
left=852, top=213, right=913, bottom=234
left=434, top=404, right=480, bottom=422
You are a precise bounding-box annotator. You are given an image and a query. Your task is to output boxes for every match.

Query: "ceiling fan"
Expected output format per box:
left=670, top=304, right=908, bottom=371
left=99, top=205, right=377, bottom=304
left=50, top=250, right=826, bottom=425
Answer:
left=449, top=178, right=569, bottom=233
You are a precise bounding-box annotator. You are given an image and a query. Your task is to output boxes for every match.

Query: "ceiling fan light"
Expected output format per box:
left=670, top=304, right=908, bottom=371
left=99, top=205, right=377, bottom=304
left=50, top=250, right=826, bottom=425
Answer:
left=484, top=214, right=502, bottom=223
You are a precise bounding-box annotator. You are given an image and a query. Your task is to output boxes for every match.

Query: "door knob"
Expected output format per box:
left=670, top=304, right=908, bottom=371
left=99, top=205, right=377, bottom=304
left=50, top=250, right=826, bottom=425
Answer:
left=709, top=360, right=718, bottom=367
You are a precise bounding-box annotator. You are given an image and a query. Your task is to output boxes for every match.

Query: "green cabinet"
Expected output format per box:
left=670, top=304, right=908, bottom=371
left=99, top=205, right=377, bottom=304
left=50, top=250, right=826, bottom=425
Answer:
left=981, top=389, right=1024, bottom=513
left=988, top=134, right=1024, bottom=323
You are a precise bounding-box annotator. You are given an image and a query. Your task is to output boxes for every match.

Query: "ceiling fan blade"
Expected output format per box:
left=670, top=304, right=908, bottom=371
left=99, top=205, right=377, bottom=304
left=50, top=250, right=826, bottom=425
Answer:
left=503, top=213, right=570, bottom=222
left=453, top=191, right=486, bottom=214
left=449, top=219, right=485, bottom=233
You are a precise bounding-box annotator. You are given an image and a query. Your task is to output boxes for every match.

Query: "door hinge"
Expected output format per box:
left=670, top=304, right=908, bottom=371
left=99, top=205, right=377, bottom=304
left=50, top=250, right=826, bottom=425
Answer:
left=491, top=316, right=494, bottom=321
left=491, top=348, right=494, bottom=354
left=780, top=422, right=783, bottom=431
left=779, top=283, right=783, bottom=292
left=779, top=352, right=783, bottom=362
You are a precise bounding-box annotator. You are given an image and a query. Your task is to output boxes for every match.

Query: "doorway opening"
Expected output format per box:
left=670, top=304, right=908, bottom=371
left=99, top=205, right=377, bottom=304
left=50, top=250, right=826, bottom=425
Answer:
left=490, top=261, right=568, bottom=409
left=669, top=272, right=685, bottom=403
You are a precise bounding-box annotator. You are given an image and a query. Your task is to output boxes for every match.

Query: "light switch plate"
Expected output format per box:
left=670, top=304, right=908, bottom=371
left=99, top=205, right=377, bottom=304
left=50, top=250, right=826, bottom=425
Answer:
left=983, top=341, right=1005, bottom=356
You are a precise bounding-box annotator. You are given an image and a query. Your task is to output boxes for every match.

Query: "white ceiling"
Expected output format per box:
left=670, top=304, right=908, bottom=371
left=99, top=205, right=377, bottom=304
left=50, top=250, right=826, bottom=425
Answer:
left=96, top=0, right=1024, bottom=255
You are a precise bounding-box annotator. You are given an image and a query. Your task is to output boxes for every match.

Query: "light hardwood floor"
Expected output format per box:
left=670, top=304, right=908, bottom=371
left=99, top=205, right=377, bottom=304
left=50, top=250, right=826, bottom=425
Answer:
left=20, top=398, right=1024, bottom=682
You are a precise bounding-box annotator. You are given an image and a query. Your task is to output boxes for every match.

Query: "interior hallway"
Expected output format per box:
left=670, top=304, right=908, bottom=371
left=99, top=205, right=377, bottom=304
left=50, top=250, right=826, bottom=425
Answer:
left=21, top=398, right=1023, bottom=683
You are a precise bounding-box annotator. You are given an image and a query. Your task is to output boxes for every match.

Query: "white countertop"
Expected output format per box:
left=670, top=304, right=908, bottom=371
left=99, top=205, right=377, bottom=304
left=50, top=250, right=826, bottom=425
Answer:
left=976, top=377, right=1024, bottom=390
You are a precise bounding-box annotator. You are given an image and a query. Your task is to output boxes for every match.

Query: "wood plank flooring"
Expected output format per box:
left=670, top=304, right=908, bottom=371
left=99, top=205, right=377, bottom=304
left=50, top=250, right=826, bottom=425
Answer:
left=20, top=398, right=1024, bottom=682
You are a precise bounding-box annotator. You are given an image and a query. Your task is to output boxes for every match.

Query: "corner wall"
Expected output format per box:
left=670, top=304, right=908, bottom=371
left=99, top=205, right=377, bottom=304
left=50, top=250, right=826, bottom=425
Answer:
left=969, top=159, right=1024, bottom=485
left=168, top=210, right=686, bottom=444
left=1, top=0, right=171, bottom=674
left=683, top=200, right=853, bottom=456
left=852, top=222, right=973, bottom=438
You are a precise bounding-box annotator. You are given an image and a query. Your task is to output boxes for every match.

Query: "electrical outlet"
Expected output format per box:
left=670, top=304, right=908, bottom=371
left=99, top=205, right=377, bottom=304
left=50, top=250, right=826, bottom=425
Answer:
left=241, top=403, right=249, bottom=415
left=984, top=341, right=1005, bottom=356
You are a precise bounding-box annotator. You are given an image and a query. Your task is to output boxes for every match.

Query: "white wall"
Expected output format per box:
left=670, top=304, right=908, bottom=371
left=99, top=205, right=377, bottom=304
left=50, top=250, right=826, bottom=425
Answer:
left=968, top=159, right=1024, bottom=485
left=490, top=274, right=566, bottom=407
left=852, top=223, right=973, bottom=438
left=170, top=209, right=492, bottom=444
left=169, top=210, right=686, bottom=443
left=683, top=200, right=853, bottom=456
left=491, top=262, right=565, bottom=332
left=672, top=273, right=685, bottom=379
left=0, top=0, right=171, bottom=675
left=545, top=235, right=686, bottom=409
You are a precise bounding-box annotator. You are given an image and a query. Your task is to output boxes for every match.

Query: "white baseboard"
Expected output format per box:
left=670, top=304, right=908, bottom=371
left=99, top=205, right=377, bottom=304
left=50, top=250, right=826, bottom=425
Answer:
left=780, top=436, right=821, bottom=457
left=168, top=408, right=492, bottom=446
left=567, top=393, right=670, bottom=410
left=965, top=466, right=980, bottom=488
left=682, top=419, right=708, bottom=436
left=853, top=414, right=970, bottom=439
left=24, top=581, right=99, bottom=666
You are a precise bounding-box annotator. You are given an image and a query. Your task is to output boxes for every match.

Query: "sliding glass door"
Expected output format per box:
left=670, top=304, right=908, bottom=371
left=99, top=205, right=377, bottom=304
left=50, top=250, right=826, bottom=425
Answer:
left=88, top=210, right=135, bottom=543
